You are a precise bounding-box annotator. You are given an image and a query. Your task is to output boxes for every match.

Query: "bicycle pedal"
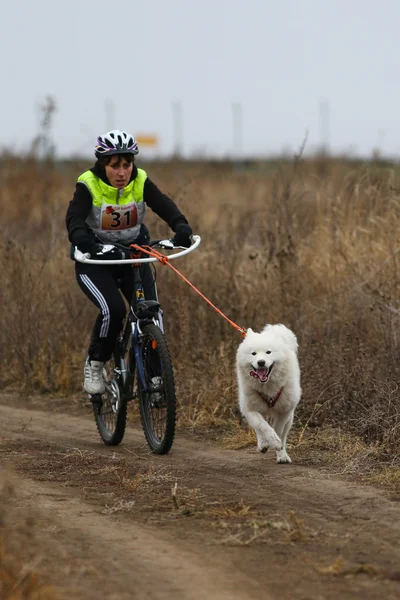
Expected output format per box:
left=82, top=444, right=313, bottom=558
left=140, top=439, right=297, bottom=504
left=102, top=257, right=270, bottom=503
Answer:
left=152, top=399, right=167, bottom=409
left=89, top=393, right=102, bottom=405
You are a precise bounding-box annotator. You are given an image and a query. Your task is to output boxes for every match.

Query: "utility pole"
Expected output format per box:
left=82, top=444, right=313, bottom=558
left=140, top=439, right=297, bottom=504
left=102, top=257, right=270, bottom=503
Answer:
left=172, top=100, right=183, bottom=158
left=36, top=95, right=57, bottom=159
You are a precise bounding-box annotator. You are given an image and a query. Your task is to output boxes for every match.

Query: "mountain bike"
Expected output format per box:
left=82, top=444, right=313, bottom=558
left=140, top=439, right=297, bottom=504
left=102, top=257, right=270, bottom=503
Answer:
left=74, top=235, right=201, bottom=454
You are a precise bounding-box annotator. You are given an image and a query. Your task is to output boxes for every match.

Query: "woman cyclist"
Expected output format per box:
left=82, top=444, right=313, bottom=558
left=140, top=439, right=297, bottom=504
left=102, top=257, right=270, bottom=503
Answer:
left=65, top=129, right=192, bottom=396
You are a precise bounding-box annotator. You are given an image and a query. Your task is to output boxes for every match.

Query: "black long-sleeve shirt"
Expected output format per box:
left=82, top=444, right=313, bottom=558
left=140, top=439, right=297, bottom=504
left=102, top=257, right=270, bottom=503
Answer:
left=65, top=161, right=189, bottom=252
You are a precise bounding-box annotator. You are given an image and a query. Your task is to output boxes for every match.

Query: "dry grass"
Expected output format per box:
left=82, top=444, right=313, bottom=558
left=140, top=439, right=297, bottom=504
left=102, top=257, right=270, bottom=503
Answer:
left=220, top=422, right=257, bottom=449
left=316, top=557, right=382, bottom=578
left=291, top=426, right=400, bottom=492
left=0, top=154, right=399, bottom=458
left=220, top=420, right=400, bottom=493
left=212, top=508, right=310, bottom=547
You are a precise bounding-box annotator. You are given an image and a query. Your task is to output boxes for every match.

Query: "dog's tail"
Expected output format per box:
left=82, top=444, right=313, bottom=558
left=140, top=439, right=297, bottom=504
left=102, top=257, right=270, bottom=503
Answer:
left=262, top=323, right=298, bottom=354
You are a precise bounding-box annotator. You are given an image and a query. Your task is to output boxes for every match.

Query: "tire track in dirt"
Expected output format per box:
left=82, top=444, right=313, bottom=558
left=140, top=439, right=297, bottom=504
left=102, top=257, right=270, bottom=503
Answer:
left=3, top=474, right=263, bottom=600
left=1, top=403, right=400, bottom=600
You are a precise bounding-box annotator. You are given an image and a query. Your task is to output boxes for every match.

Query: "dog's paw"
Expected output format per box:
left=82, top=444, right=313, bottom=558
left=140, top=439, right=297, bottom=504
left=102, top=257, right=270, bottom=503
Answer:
left=257, top=431, right=282, bottom=453
left=268, top=431, right=283, bottom=451
left=276, top=450, right=292, bottom=464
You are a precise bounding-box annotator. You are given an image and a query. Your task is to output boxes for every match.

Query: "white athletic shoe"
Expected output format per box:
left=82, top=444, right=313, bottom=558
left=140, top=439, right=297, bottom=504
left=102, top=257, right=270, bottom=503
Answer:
left=83, top=357, right=105, bottom=395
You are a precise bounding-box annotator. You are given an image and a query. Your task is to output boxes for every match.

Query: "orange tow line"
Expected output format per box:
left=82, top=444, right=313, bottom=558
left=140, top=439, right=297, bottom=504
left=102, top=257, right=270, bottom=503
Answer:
left=129, top=244, right=247, bottom=338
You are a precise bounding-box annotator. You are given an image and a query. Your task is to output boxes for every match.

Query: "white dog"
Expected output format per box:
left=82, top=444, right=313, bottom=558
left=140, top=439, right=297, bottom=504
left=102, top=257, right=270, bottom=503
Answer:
left=236, top=324, right=301, bottom=463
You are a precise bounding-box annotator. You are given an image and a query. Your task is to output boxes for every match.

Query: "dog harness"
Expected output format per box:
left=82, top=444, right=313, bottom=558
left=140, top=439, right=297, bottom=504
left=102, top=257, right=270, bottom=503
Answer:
left=257, top=387, right=284, bottom=408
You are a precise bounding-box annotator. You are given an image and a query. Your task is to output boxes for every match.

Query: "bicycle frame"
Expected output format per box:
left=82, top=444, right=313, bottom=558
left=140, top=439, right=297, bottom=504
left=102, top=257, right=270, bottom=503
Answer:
left=113, top=302, right=157, bottom=401
left=132, top=321, right=148, bottom=392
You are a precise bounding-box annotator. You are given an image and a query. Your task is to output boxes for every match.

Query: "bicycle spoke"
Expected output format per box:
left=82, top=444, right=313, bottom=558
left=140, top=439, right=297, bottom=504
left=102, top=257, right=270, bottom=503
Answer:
left=93, top=357, right=127, bottom=446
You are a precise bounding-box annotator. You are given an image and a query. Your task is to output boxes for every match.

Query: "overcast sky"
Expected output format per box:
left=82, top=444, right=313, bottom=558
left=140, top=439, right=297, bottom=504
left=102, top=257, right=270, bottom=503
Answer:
left=1, top=0, right=400, bottom=159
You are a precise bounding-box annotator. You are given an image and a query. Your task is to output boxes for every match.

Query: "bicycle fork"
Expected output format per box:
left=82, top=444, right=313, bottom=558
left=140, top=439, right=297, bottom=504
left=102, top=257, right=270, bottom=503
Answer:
left=132, top=320, right=164, bottom=401
left=132, top=322, right=148, bottom=392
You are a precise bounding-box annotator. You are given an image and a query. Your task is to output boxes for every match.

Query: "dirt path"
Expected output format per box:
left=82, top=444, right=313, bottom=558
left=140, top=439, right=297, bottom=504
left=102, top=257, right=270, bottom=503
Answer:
left=1, top=400, right=400, bottom=600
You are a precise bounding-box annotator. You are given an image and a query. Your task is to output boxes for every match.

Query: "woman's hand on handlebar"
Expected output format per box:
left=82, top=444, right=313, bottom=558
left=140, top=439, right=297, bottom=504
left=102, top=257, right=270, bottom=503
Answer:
left=172, top=223, right=192, bottom=248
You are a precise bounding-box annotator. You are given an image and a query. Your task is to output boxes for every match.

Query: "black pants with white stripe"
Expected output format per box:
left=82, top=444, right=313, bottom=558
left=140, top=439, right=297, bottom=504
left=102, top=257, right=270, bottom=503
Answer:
left=76, top=262, right=158, bottom=362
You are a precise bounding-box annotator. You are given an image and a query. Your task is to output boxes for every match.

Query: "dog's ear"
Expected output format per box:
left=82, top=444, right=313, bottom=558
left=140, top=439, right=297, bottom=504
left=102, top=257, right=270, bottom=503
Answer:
left=245, top=328, right=254, bottom=337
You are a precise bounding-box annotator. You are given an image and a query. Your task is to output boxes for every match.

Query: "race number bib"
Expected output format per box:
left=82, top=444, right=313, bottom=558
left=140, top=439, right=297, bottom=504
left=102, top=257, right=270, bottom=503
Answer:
left=101, top=202, right=138, bottom=230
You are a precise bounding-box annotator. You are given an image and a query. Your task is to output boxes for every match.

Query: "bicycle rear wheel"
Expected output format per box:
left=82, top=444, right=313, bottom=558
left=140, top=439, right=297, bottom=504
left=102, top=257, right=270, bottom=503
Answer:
left=93, top=355, right=127, bottom=446
left=137, top=324, right=176, bottom=454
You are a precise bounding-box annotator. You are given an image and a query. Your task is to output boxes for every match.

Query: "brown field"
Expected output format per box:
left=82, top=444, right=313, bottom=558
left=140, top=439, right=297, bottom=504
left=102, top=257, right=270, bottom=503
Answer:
left=0, top=154, right=399, bottom=599
left=0, top=154, right=399, bottom=446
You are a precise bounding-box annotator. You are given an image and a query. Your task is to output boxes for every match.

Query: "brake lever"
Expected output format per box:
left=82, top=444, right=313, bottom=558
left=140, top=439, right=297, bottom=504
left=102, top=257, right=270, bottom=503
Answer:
left=156, top=237, right=194, bottom=250
left=156, top=239, right=175, bottom=249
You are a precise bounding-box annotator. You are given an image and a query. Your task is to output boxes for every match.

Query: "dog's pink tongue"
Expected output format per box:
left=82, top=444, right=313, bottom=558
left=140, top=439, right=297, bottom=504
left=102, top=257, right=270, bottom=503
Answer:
left=256, top=368, right=267, bottom=378
left=250, top=368, right=268, bottom=381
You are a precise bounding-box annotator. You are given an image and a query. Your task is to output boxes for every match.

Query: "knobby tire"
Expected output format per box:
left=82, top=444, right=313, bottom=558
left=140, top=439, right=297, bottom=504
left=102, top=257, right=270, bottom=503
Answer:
left=137, top=324, right=176, bottom=454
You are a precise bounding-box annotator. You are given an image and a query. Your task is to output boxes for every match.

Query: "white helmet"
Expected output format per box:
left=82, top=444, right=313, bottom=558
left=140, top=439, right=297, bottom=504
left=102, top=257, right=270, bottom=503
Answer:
left=95, top=129, right=139, bottom=158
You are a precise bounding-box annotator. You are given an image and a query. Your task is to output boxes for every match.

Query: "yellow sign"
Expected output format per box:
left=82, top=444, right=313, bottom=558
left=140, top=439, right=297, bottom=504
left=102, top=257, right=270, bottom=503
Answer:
left=135, top=134, right=159, bottom=147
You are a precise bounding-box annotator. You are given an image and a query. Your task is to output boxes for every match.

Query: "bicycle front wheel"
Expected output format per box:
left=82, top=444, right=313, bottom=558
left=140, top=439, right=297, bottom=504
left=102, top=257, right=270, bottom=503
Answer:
left=137, top=324, right=176, bottom=454
left=93, top=355, right=128, bottom=446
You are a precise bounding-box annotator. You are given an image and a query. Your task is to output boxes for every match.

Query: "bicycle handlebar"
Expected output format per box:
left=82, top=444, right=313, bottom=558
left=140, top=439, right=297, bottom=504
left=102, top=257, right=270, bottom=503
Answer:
left=74, top=235, right=201, bottom=265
